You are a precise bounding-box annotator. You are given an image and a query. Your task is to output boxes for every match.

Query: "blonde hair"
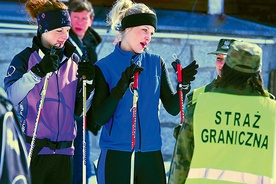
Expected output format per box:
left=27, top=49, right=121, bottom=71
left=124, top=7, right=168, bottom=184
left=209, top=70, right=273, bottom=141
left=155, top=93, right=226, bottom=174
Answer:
left=107, top=0, right=156, bottom=30
left=25, top=0, right=67, bottom=19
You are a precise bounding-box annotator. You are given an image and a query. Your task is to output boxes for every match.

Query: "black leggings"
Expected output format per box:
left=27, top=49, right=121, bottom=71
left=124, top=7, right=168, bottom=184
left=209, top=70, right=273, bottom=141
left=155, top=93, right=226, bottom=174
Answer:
left=97, top=150, right=166, bottom=184
left=30, top=154, right=72, bottom=184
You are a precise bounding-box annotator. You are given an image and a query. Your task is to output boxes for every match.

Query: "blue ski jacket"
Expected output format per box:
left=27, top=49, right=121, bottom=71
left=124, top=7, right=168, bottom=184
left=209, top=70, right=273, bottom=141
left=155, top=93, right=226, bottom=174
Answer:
left=93, top=43, right=180, bottom=152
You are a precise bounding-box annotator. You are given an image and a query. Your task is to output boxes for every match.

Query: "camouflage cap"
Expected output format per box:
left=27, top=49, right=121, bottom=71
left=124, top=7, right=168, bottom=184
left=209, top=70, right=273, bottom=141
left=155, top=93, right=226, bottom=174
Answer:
left=225, top=40, right=262, bottom=73
left=208, top=38, right=236, bottom=55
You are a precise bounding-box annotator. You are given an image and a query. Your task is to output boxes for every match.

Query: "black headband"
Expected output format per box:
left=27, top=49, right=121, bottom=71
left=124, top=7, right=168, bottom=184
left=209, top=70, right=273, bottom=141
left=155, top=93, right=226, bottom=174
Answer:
left=37, top=10, right=71, bottom=34
left=119, top=13, right=157, bottom=31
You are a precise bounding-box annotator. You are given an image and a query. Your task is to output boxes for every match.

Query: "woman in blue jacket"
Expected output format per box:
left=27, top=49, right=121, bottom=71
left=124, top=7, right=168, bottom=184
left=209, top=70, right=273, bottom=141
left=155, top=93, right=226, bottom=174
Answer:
left=87, top=0, right=198, bottom=183
left=4, top=0, right=93, bottom=183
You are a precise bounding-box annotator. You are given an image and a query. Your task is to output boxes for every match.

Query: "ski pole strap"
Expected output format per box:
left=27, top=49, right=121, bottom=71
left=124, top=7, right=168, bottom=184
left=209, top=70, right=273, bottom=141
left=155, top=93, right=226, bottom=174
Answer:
left=25, top=136, right=73, bottom=150
left=131, top=72, right=139, bottom=150
left=131, top=90, right=138, bottom=150
left=178, top=89, right=184, bottom=124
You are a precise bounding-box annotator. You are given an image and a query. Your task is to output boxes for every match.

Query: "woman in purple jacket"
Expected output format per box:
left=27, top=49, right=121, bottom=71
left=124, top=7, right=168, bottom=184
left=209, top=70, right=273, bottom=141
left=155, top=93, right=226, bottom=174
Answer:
left=4, top=0, right=94, bottom=183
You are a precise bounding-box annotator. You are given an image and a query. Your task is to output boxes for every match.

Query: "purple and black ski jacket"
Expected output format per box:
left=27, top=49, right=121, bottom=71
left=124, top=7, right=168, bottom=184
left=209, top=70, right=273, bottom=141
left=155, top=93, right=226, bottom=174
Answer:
left=4, top=36, right=81, bottom=156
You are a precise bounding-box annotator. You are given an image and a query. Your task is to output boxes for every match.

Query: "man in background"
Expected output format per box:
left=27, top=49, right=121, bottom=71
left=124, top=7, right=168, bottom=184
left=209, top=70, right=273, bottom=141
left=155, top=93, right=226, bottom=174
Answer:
left=68, top=0, right=102, bottom=183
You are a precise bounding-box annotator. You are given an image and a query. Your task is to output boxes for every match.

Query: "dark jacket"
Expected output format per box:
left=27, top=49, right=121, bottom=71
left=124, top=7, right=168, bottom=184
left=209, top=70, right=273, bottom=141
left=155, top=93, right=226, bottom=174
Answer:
left=69, top=27, right=102, bottom=64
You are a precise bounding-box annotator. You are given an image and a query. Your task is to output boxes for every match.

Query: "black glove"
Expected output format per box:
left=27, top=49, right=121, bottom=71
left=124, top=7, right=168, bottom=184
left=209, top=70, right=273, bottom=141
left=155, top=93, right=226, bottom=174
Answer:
left=77, top=61, right=95, bottom=80
left=111, top=64, right=143, bottom=100
left=172, top=60, right=198, bottom=84
left=87, top=119, right=102, bottom=136
left=172, top=60, right=198, bottom=94
left=31, top=53, right=60, bottom=78
left=182, top=60, right=198, bottom=84
left=133, top=66, right=144, bottom=74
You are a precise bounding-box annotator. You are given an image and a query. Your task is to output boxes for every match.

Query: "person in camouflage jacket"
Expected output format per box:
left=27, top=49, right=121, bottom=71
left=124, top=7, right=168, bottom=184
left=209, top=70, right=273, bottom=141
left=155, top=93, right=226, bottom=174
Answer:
left=168, top=40, right=274, bottom=183
left=168, top=38, right=235, bottom=182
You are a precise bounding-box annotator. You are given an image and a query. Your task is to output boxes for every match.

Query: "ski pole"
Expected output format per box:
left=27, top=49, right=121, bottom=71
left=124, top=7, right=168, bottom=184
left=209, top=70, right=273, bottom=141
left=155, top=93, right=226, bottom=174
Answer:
left=130, top=71, right=138, bottom=184
left=168, top=55, right=186, bottom=182
left=129, top=55, right=142, bottom=184
left=81, top=49, right=89, bottom=184
left=173, top=54, right=184, bottom=125
left=27, top=44, right=58, bottom=167
left=170, top=54, right=185, bottom=140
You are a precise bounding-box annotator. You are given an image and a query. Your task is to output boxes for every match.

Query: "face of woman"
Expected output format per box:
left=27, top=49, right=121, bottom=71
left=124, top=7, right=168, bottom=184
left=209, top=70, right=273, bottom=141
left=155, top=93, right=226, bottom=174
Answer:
left=41, top=26, right=71, bottom=49
left=120, top=25, right=155, bottom=54
left=70, top=10, right=93, bottom=39
left=216, top=54, right=226, bottom=77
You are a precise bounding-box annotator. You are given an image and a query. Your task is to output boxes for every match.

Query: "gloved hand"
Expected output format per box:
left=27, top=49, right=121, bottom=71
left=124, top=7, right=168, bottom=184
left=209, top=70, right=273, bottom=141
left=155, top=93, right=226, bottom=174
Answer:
left=111, top=64, right=143, bottom=100
left=77, top=61, right=95, bottom=80
left=172, top=60, right=198, bottom=93
left=87, top=120, right=102, bottom=136
left=182, top=60, right=198, bottom=84
left=31, top=52, right=60, bottom=78
left=133, top=66, right=144, bottom=74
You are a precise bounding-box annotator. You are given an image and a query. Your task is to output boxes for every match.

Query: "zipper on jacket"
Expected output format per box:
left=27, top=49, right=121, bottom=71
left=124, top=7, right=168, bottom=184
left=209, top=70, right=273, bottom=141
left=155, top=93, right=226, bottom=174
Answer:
left=54, top=58, right=68, bottom=146
left=54, top=72, right=60, bottom=149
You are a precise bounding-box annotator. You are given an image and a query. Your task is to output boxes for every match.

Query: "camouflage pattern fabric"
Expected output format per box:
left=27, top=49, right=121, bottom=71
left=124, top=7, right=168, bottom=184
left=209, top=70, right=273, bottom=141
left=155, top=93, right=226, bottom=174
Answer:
left=225, top=40, right=262, bottom=74
left=168, top=100, right=195, bottom=184
left=168, top=79, right=217, bottom=183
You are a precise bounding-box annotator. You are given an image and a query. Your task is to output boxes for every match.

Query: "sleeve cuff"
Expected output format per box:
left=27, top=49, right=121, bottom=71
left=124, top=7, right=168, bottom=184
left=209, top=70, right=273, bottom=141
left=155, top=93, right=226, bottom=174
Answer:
left=86, top=80, right=93, bottom=85
left=29, top=70, right=42, bottom=82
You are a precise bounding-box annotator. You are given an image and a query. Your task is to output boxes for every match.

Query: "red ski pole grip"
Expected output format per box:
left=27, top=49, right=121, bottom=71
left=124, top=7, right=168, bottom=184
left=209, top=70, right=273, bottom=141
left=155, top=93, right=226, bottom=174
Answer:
left=133, top=72, right=139, bottom=89
left=176, top=63, right=182, bottom=83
